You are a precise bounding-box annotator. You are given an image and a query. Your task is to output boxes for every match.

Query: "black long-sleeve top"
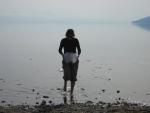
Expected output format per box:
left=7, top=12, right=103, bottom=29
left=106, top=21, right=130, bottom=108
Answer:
left=59, top=37, right=81, bottom=56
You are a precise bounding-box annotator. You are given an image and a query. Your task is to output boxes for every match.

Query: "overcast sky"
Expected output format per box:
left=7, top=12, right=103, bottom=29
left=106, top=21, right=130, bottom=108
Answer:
left=0, top=0, right=150, bottom=21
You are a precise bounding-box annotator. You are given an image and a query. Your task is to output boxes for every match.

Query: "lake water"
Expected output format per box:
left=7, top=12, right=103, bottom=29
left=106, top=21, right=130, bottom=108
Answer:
left=0, top=22, right=150, bottom=105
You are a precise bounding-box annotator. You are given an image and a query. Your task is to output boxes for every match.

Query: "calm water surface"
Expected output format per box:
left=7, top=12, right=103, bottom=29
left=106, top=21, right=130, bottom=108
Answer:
left=0, top=22, right=150, bottom=105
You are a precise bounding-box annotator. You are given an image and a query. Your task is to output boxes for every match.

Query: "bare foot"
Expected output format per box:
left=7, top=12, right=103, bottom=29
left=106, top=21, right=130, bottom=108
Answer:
left=63, top=87, right=67, bottom=92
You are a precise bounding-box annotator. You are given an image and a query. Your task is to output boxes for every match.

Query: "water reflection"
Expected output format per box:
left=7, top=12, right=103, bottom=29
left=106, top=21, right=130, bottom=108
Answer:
left=63, top=93, right=74, bottom=104
left=133, top=23, right=150, bottom=31
left=1, top=22, right=150, bottom=105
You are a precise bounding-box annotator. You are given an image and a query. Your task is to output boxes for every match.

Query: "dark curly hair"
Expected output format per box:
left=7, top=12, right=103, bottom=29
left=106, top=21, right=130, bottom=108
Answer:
left=66, top=29, right=75, bottom=38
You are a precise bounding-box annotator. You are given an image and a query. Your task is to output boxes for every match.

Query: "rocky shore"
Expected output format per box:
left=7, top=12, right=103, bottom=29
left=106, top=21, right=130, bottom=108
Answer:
left=0, top=101, right=150, bottom=113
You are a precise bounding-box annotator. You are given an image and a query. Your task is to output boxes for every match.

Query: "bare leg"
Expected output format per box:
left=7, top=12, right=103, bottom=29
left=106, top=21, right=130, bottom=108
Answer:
left=71, top=81, right=75, bottom=95
left=70, top=94, right=74, bottom=104
left=63, top=80, right=67, bottom=91
left=63, top=95, right=67, bottom=104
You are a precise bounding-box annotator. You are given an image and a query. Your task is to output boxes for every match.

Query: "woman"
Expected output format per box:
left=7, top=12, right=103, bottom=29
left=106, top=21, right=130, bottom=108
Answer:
left=59, top=29, right=81, bottom=94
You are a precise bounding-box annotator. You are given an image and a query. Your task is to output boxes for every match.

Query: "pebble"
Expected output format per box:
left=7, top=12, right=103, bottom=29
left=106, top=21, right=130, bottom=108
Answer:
left=49, top=100, right=52, bottom=104
left=32, top=89, right=35, bottom=92
left=108, top=78, right=111, bottom=81
left=81, top=88, right=85, bottom=91
left=36, top=102, right=39, bottom=105
left=16, top=83, right=22, bottom=86
left=145, top=93, right=150, bottom=96
left=118, top=97, right=121, bottom=100
left=117, top=90, right=120, bottom=94
left=1, top=100, right=6, bottom=103
left=85, top=100, right=93, bottom=105
left=102, top=89, right=106, bottom=93
left=57, top=88, right=61, bottom=90
left=43, top=96, right=49, bottom=99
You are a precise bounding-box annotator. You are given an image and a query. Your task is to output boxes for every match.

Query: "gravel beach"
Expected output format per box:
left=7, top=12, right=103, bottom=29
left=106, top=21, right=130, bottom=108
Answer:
left=0, top=101, right=150, bottom=113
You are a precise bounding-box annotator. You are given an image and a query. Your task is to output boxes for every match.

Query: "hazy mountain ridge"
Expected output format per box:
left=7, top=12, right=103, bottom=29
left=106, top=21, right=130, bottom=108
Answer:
left=133, top=16, right=150, bottom=24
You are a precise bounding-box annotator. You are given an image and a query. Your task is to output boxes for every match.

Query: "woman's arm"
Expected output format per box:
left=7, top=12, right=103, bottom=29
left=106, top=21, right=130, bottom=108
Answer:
left=76, top=39, right=81, bottom=56
left=58, top=39, right=64, bottom=56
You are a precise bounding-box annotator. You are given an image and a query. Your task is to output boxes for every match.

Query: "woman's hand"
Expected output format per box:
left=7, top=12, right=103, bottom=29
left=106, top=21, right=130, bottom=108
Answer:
left=61, top=53, right=64, bottom=59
